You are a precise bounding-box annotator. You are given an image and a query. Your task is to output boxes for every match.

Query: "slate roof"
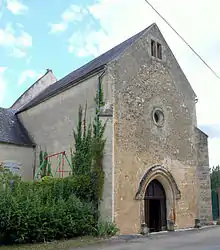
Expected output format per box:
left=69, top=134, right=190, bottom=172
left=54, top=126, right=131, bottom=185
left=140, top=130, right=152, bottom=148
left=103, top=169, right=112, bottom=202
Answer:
left=17, top=23, right=154, bottom=113
left=0, top=108, right=34, bottom=146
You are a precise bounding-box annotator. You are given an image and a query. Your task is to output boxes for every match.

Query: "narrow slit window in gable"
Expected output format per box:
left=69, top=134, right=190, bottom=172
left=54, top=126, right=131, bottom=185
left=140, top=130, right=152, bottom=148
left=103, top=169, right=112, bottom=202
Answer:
left=157, top=42, right=162, bottom=59
left=151, top=40, right=156, bottom=57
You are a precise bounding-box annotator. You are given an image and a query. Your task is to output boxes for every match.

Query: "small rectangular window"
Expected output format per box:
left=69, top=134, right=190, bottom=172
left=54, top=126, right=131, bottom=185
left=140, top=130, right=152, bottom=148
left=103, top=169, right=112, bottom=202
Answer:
left=151, top=40, right=156, bottom=57
left=157, top=43, right=162, bottom=59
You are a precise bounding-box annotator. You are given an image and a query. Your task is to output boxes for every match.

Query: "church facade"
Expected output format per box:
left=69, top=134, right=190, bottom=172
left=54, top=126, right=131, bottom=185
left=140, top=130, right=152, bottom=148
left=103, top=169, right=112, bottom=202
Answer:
left=0, top=23, right=212, bottom=234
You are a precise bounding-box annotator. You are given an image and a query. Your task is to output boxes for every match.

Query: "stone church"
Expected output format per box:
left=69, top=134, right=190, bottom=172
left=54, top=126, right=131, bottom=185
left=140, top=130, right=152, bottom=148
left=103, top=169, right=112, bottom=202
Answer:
left=0, top=23, right=212, bottom=234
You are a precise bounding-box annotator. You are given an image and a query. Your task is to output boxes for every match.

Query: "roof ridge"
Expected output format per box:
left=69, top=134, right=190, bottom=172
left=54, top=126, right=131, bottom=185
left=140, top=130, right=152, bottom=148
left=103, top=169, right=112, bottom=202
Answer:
left=10, top=69, right=55, bottom=109
left=16, top=23, right=154, bottom=113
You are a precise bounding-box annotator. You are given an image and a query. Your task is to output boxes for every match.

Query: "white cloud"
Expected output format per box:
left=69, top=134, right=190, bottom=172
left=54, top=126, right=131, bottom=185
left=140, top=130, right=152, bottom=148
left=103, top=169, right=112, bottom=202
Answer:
left=49, top=0, right=220, bottom=165
left=16, top=22, right=24, bottom=28
left=65, top=0, right=220, bottom=166
left=49, top=23, right=67, bottom=34
left=0, top=0, right=6, bottom=18
left=6, top=0, right=28, bottom=15
left=0, top=67, right=7, bottom=105
left=18, top=69, right=45, bottom=87
left=61, top=0, right=220, bottom=165
left=0, top=23, right=32, bottom=58
left=67, top=0, right=157, bottom=57
left=68, top=29, right=110, bottom=57
left=11, top=47, right=26, bottom=58
left=18, top=69, right=37, bottom=85
left=49, top=5, right=88, bottom=34
left=62, top=5, right=87, bottom=22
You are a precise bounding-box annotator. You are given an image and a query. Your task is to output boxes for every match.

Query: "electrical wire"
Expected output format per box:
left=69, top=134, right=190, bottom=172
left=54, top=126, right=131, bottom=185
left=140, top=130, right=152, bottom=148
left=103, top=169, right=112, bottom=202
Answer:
left=144, top=0, right=220, bottom=80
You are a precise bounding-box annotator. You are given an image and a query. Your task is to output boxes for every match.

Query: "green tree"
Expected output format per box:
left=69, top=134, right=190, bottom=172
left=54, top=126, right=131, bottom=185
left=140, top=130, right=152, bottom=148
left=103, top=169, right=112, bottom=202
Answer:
left=39, top=149, right=52, bottom=178
left=210, top=165, right=220, bottom=190
left=71, top=79, right=107, bottom=207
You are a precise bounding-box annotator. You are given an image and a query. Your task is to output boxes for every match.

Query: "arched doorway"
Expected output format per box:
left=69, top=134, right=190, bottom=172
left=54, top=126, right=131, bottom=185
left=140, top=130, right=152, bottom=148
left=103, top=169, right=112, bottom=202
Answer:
left=144, top=179, right=167, bottom=232
left=135, top=165, right=181, bottom=233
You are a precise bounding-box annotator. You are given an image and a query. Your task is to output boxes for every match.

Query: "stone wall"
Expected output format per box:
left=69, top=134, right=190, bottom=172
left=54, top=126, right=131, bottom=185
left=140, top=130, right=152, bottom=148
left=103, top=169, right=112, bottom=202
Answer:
left=18, top=71, right=114, bottom=219
left=195, top=127, right=212, bottom=224
left=18, top=74, right=100, bottom=169
left=108, top=23, right=200, bottom=234
left=12, top=70, right=57, bottom=110
left=0, top=143, right=35, bottom=180
left=99, top=112, right=113, bottom=220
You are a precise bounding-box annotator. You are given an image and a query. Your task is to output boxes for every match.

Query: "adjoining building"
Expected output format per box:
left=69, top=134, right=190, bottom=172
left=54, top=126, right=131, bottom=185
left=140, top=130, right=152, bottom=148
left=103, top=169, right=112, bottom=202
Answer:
left=0, top=23, right=212, bottom=234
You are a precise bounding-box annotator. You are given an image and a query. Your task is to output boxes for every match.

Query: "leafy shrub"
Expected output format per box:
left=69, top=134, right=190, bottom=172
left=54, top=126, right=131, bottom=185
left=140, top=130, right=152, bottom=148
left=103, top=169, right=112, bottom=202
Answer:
left=0, top=171, right=96, bottom=245
left=94, top=220, right=119, bottom=238
left=34, top=175, right=95, bottom=203
left=0, top=170, right=118, bottom=245
left=0, top=87, right=113, bottom=245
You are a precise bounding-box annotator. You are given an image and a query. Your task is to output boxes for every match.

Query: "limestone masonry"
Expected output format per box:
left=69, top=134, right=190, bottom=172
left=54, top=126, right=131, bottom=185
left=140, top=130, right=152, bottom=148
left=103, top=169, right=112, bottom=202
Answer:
left=0, top=23, right=212, bottom=234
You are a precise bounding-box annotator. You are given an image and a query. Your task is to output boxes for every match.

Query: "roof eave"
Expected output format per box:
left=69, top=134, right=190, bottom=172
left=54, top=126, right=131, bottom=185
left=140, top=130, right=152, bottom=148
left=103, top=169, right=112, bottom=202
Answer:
left=16, top=65, right=106, bottom=114
left=0, top=140, right=36, bottom=148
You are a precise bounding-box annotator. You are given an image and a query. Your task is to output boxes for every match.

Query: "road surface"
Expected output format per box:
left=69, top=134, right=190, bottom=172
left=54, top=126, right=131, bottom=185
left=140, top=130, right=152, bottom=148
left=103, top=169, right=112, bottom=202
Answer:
left=81, top=226, right=220, bottom=250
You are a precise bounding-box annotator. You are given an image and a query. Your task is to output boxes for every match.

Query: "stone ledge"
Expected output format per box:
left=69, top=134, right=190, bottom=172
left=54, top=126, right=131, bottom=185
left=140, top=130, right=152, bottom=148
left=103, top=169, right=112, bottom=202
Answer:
left=99, top=112, right=113, bottom=117
left=99, top=103, right=113, bottom=117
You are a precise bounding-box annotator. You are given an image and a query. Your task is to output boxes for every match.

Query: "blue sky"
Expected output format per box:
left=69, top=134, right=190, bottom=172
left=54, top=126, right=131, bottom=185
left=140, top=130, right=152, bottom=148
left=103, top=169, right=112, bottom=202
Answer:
left=0, top=0, right=220, bottom=166
left=0, top=0, right=102, bottom=107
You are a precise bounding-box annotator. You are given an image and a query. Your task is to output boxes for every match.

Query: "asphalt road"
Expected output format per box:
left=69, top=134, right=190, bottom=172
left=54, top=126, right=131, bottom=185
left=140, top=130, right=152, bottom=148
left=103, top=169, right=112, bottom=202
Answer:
left=82, top=226, right=220, bottom=250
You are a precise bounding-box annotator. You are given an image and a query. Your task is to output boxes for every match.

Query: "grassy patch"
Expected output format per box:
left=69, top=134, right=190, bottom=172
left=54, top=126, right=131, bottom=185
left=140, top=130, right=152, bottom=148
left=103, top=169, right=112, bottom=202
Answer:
left=0, top=236, right=102, bottom=250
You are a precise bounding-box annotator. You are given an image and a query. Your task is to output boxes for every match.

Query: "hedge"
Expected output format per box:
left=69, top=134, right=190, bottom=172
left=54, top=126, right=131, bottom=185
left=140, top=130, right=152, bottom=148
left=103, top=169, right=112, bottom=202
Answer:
left=0, top=173, right=96, bottom=245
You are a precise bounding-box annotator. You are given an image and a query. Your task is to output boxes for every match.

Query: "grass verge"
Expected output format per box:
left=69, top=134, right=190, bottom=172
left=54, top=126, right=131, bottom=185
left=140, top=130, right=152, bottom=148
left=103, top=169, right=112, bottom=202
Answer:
left=0, top=236, right=103, bottom=250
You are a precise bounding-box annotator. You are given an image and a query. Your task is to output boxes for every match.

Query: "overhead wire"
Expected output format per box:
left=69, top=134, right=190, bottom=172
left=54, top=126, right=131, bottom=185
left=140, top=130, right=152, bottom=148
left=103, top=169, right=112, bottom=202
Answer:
left=144, top=0, right=220, bottom=80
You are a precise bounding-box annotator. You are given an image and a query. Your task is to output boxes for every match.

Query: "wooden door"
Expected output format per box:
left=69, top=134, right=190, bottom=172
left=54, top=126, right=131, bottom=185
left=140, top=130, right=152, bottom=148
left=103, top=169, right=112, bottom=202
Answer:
left=144, top=179, right=167, bottom=232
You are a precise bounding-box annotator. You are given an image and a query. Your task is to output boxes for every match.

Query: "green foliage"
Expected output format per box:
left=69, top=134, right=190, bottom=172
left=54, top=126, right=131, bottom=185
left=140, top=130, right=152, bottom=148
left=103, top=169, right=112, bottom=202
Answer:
left=92, top=80, right=107, bottom=203
left=37, top=175, right=95, bottom=203
left=71, top=105, right=93, bottom=177
left=210, top=165, right=220, bottom=190
left=95, top=77, right=105, bottom=113
left=0, top=171, right=96, bottom=245
left=0, top=170, right=117, bottom=245
left=0, top=80, right=113, bottom=245
left=39, top=149, right=53, bottom=179
left=0, top=167, right=21, bottom=184
left=94, top=220, right=119, bottom=238
left=91, top=129, right=106, bottom=202
left=71, top=79, right=107, bottom=205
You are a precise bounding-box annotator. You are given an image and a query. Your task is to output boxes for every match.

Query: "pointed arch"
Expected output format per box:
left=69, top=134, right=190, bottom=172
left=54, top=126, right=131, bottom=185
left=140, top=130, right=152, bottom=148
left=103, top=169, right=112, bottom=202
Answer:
left=135, top=165, right=181, bottom=200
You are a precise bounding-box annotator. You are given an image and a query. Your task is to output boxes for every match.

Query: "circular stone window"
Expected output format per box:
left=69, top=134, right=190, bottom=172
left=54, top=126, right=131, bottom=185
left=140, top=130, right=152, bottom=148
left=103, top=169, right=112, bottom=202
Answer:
left=152, top=108, right=165, bottom=127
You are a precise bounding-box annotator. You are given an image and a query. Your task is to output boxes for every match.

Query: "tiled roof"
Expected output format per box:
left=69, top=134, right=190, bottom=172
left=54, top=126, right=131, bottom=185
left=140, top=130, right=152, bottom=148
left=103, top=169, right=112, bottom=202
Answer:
left=17, top=23, right=154, bottom=113
left=0, top=108, right=34, bottom=146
